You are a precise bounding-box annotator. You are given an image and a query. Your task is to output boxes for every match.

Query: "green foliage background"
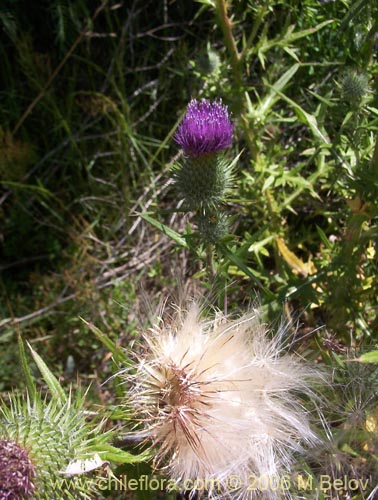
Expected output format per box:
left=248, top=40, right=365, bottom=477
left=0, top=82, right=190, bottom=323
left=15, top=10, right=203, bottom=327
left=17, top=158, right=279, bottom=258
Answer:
left=0, top=0, right=377, bottom=497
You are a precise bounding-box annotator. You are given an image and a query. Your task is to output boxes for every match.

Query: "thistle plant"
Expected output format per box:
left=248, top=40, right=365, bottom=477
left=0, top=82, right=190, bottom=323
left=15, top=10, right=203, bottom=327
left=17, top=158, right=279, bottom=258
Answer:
left=122, top=301, right=322, bottom=499
left=173, top=98, right=235, bottom=244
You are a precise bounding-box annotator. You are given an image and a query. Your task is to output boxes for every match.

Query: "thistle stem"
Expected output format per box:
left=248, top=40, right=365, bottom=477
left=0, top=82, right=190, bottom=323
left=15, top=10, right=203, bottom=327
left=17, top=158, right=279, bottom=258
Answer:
left=214, top=0, right=261, bottom=163
left=373, top=137, right=378, bottom=168
left=206, top=243, right=216, bottom=280
left=214, top=0, right=242, bottom=88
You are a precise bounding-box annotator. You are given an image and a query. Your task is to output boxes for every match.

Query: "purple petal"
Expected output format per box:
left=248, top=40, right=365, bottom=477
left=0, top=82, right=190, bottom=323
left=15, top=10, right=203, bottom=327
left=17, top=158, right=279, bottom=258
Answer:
left=174, top=99, right=234, bottom=156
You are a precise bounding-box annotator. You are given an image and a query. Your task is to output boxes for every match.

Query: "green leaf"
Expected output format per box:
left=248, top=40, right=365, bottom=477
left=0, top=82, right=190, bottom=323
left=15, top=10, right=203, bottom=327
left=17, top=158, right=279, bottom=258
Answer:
left=194, top=0, right=215, bottom=6
left=272, top=89, right=330, bottom=144
left=247, top=235, right=275, bottom=253
left=94, top=444, right=150, bottom=464
left=262, top=175, right=275, bottom=191
left=284, top=20, right=334, bottom=43
left=258, top=64, right=299, bottom=117
left=140, top=213, right=189, bottom=249
left=18, top=335, right=36, bottom=400
left=283, top=46, right=300, bottom=62
left=349, top=351, right=378, bottom=364
left=28, top=343, right=67, bottom=403
left=0, top=180, right=52, bottom=197
left=219, top=244, right=274, bottom=299
left=80, top=318, right=132, bottom=367
left=316, top=225, right=332, bottom=250
left=258, top=20, right=333, bottom=55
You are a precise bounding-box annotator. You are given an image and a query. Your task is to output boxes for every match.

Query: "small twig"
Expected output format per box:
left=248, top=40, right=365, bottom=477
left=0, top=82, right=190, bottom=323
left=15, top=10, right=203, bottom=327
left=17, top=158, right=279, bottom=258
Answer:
left=0, top=292, right=77, bottom=331
left=0, top=255, right=51, bottom=272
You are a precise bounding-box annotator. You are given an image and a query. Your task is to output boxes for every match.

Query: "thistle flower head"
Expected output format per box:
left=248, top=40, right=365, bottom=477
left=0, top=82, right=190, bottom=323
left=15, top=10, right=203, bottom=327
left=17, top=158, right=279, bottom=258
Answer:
left=174, top=99, right=234, bottom=157
left=0, top=392, right=109, bottom=499
left=0, top=439, right=36, bottom=499
left=124, top=302, right=321, bottom=498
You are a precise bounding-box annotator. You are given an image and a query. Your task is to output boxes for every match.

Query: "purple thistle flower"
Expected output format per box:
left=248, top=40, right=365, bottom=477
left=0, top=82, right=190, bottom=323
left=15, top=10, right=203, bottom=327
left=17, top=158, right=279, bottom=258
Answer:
left=0, top=439, right=36, bottom=499
left=174, top=98, right=234, bottom=156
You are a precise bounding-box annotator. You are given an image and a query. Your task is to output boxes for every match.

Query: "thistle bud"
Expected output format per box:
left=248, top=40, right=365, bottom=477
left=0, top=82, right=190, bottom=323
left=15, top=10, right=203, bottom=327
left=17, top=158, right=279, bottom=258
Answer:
left=342, top=70, right=369, bottom=104
left=195, top=46, right=221, bottom=76
left=196, top=210, right=229, bottom=244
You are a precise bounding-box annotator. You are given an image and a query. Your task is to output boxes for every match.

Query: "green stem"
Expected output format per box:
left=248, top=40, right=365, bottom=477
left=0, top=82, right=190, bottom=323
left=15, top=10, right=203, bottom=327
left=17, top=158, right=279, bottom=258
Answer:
left=265, top=187, right=283, bottom=273
left=206, top=244, right=216, bottom=281
left=214, top=0, right=242, bottom=88
left=372, top=134, right=378, bottom=169
left=214, top=0, right=259, bottom=161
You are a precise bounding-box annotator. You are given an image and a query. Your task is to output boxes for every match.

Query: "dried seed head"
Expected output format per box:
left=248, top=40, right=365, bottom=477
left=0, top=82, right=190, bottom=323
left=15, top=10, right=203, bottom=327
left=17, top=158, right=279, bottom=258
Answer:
left=124, top=303, right=322, bottom=498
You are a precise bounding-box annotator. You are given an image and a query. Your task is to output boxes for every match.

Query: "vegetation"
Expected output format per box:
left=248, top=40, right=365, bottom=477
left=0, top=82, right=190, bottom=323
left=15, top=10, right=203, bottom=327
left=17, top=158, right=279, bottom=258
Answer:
left=0, top=0, right=377, bottom=498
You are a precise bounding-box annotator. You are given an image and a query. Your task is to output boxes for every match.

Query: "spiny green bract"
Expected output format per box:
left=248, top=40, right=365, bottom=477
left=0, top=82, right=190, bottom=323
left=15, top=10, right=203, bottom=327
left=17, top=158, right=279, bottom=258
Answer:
left=196, top=211, right=229, bottom=244
left=0, top=392, right=108, bottom=500
left=172, top=153, right=234, bottom=210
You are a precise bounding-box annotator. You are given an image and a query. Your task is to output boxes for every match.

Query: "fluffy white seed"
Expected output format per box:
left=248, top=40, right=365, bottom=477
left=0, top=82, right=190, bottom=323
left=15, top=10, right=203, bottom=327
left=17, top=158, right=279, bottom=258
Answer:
left=125, top=302, right=322, bottom=499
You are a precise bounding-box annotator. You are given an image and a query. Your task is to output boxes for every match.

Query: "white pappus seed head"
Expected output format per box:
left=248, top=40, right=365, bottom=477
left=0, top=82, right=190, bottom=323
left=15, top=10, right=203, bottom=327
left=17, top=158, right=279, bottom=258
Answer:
left=124, top=302, right=322, bottom=499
